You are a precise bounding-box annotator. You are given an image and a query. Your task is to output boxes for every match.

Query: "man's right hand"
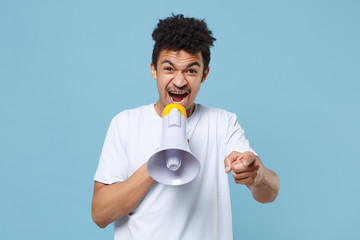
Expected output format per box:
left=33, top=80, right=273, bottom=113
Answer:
left=91, top=163, right=155, bottom=228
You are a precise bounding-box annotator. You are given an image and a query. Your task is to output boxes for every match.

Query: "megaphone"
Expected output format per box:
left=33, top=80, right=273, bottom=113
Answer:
left=147, top=103, right=200, bottom=186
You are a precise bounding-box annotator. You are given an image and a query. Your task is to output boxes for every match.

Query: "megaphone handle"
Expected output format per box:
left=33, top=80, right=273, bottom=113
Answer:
left=168, top=108, right=181, bottom=128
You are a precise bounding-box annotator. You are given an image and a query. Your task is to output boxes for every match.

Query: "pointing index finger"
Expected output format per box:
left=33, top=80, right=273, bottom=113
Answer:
left=224, top=151, right=243, bottom=173
left=224, top=151, right=242, bottom=173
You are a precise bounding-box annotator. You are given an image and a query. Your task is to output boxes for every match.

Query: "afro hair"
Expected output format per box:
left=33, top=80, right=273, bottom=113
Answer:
left=152, top=14, right=216, bottom=71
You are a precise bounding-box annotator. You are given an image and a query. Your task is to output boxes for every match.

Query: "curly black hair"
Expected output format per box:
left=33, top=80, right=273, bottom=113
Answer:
left=152, top=14, right=216, bottom=72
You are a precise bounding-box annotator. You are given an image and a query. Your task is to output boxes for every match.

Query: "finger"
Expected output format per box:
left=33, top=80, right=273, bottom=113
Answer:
left=233, top=170, right=258, bottom=180
left=232, top=160, right=259, bottom=174
left=241, top=152, right=256, bottom=167
left=224, top=151, right=241, bottom=173
left=234, top=177, right=255, bottom=186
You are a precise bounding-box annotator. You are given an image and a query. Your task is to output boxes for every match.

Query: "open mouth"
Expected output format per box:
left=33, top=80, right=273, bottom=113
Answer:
left=169, top=91, right=189, bottom=103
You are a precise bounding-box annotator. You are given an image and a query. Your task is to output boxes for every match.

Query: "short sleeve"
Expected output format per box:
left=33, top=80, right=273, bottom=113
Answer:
left=94, top=115, right=129, bottom=184
left=224, top=112, right=257, bottom=157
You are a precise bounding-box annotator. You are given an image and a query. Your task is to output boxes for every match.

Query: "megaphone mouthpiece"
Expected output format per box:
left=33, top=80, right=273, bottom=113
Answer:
left=162, top=103, right=187, bottom=118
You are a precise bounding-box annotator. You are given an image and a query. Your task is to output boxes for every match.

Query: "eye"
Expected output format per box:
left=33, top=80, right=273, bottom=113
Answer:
left=164, top=67, right=173, bottom=72
left=187, top=69, right=197, bottom=74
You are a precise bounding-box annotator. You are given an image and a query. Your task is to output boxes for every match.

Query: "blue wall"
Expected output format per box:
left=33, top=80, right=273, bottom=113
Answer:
left=1, top=1, right=359, bottom=239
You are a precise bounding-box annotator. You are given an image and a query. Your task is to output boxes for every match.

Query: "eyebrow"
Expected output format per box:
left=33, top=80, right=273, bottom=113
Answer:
left=161, top=60, right=201, bottom=68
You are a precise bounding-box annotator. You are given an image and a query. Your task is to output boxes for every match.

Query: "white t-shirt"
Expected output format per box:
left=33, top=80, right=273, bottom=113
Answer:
left=94, top=104, right=255, bottom=240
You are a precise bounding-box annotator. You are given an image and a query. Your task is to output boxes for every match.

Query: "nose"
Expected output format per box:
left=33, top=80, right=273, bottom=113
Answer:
left=172, top=71, right=187, bottom=88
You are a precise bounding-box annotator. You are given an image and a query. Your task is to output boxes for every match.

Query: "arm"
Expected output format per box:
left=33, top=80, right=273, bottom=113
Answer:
left=224, top=151, right=280, bottom=203
left=91, top=163, right=155, bottom=228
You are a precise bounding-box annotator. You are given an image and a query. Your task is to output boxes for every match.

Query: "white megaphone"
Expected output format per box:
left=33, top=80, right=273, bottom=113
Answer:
left=147, top=103, right=200, bottom=186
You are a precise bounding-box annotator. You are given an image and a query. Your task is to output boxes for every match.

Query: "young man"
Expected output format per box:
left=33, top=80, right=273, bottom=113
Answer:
left=92, top=14, right=279, bottom=239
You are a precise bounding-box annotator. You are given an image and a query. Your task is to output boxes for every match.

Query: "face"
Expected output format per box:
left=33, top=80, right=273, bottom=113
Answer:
left=151, top=49, right=209, bottom=117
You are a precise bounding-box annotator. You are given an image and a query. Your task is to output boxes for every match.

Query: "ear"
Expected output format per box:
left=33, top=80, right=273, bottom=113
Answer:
left=201, top=67, right=210, bottom=83
left=150, top=62, right=157, bottom=80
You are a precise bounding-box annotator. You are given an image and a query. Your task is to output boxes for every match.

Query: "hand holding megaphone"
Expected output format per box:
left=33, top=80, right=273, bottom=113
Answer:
left=147, top=104, right=200, bottom=185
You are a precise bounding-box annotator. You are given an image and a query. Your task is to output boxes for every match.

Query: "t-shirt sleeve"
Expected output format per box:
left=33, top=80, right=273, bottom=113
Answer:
left=224, top=112, right=257, bottom=158
left=94, top=115, right=129, bottom=184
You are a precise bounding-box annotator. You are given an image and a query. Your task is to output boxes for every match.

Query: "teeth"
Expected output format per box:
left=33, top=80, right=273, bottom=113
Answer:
left=169, top=91, right=187, bottom=103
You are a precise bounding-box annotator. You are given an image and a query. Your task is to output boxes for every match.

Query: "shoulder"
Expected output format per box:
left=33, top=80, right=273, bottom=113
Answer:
left=112, top=104, right=154, bottom=123
left=194, top=104, right=240, bottom=135
left=196, top=104, right=237, bottom=121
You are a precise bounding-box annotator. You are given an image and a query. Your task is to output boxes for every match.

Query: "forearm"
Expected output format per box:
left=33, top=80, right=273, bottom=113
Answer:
left=249, top=168, right=279, bottom=203
left=91, top=163, right=155, bottom=228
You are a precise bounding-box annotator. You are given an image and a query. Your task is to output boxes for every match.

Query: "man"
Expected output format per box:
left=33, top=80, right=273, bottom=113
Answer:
left=92, top=14, right=279, bottom=239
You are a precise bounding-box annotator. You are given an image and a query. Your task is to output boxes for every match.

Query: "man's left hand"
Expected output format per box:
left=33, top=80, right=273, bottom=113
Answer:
left=224, top=151, right=264, bottom=187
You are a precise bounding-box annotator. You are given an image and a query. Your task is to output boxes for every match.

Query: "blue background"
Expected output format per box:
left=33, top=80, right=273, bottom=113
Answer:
left=1, top=0, right=359, bottom=239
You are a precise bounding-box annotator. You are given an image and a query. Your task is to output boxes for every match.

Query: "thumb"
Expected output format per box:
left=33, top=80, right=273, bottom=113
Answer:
left=241, top=152, right=255, bottom=167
